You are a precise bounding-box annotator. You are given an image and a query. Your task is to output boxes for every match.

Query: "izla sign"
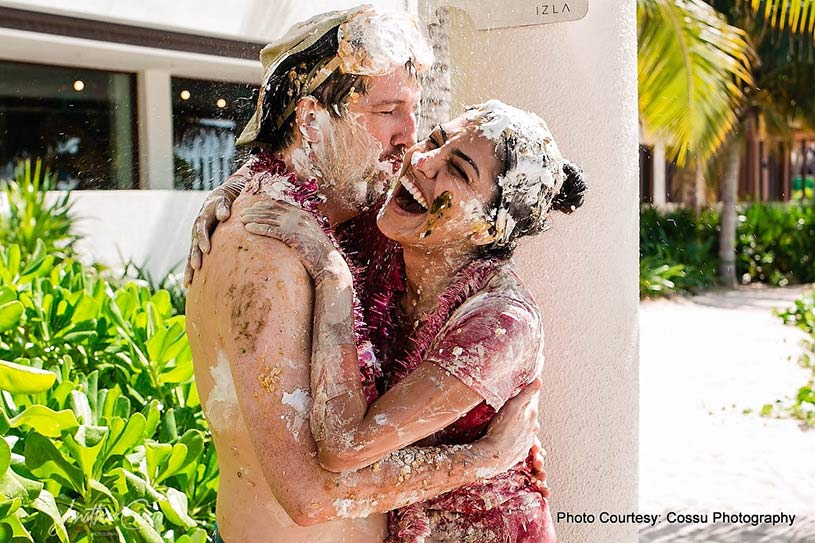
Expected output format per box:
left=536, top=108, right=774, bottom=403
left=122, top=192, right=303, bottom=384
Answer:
left=431, top=0, right=588, bottom=29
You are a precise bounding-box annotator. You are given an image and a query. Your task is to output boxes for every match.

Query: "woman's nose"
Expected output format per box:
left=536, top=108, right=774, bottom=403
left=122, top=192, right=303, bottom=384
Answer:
left=411, top=149, right=440, bottom=177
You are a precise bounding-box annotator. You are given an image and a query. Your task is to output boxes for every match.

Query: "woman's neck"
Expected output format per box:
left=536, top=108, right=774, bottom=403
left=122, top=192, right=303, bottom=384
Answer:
left=400, top=244, right=476, bottom=318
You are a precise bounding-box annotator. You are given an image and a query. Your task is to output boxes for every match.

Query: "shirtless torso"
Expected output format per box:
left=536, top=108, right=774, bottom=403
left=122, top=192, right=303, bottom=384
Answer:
left=186, top=180, right=535, bottom=542
left=187, top=192, right=388, bottom=542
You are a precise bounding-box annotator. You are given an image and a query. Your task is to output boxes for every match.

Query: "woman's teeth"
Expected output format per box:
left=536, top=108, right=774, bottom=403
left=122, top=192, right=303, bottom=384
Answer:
left=400, top=177, right=428, bottom=210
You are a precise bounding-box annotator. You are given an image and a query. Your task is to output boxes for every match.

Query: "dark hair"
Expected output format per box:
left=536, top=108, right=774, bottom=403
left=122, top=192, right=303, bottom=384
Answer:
left=479, top=155, right=588, bottom=260
left=552, top=161, right=587, bottom=214
left=255, top=25, right=370, bottom=150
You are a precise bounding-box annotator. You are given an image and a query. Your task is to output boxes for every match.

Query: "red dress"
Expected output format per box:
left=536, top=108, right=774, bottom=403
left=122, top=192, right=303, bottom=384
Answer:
left=337, top=213, right=557, bottom=543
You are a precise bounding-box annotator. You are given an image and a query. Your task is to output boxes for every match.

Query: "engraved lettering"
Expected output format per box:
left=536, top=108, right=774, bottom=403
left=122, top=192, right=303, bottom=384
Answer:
left=537, top=3, right=572, bottom=17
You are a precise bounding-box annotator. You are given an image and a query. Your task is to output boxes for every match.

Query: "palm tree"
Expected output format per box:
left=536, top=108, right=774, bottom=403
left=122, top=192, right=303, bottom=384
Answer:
left=638, top=0, right=815, bottom=287
left=710, top=0, right=815, bottom=287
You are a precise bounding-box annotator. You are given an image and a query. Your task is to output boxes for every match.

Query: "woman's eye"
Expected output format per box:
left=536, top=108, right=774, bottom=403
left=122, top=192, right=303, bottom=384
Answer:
left=450, top=163, right=469, bottom=183
left=377, top=109, right=396, bottom=116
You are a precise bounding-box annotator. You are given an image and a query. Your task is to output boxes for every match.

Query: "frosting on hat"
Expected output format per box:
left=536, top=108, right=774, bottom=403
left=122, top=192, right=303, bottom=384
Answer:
left=465, top=100, right=565, bottom=248
left=237, top=5, right=432, bottom=146
left=337, top=9, right=433, bottom=76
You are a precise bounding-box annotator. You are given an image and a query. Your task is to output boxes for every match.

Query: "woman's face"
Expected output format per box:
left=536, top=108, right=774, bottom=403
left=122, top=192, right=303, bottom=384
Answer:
left=377, top=115, right=501, bottom=250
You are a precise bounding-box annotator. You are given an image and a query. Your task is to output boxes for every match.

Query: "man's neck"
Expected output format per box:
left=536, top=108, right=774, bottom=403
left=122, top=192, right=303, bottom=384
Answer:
left=275, top=146, right=357, bottom=228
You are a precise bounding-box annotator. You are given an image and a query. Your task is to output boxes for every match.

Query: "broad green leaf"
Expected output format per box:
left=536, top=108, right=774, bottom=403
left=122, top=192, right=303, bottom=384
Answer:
left=106, top=414, right=146, bottom=459
left=121, top=506, right=163, bottom=543
left=8, top=406, right=78, bottom=437
left=0, top=465, right=43, bottom=504
left=63, top=425, right=108, bottom=482
left=24, top=433, right=84, bottom=494
left=0, top=301, right=23, bottom=332
left=0, top=497, right=21, bottom=520
left=88, top=479, right=118, bottom=509
left=0, top=507, right=33, bottom=542
left=30, top=489, right=68, bottom=543
left=142, top=401, right=161, bottom=437
left=0, top=360, right=56, bottom=394
left=158, top=487, right=195, bottom=529
left=108, top=468, right=163, bottom=503
left=69, top=390, right=93, bottom=426
left=0, top=287, right=15, bottom=305
left=155, top=443, right=188, bottom=484
left=144, top=442, right=172, bottom=482
left=0, top=439, right=9, bottom=478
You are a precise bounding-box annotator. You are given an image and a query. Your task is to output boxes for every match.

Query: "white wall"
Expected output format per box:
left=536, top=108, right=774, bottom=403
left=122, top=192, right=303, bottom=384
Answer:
left=0, top=0, right=410, bottom=42
left=439, top=2, right=640, bottom=542
left=66, top=191, right=208, bottom=279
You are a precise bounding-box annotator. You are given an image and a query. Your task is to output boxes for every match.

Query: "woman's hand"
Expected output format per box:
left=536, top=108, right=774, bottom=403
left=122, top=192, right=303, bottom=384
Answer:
left=184, top=173, right=246, bottom=286
left=530, top=436, right=551, bottom=498
left=241, top=198, right=352, bottom=285
left=478, top=379, right=542, bottom=475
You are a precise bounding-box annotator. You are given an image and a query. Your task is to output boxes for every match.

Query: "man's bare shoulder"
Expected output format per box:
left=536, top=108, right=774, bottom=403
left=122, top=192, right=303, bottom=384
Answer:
left=188, top=194, right=314, bottom=349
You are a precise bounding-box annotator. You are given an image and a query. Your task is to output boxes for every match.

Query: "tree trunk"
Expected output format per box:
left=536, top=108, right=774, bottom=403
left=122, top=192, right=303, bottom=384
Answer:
left=719, top=138, right=741, bottom=288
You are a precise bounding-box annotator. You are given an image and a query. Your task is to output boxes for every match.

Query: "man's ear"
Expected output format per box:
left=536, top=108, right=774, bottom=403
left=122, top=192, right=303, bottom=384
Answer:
left=294, top=97, right=323, bottom=144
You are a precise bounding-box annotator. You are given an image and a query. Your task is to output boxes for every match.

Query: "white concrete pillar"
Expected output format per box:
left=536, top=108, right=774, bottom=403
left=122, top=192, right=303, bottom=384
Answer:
left=429, top=3, right=639, bottom=542
left=652, top=142, right=667, bottom=207
left=137, top=69, right=174, bottom=190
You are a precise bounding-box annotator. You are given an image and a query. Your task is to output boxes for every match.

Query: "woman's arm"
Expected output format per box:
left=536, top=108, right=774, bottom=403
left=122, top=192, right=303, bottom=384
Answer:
left=241, top=199, right=545, bottom=473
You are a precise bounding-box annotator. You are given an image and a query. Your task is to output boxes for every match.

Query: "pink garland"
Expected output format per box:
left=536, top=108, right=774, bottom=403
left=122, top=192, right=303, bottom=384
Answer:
left=247, top=151, right=381, bottom=401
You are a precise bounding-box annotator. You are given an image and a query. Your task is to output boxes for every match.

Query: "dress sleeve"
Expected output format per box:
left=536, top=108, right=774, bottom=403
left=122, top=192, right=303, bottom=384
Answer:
left=426, top=290, right=543, bottom=410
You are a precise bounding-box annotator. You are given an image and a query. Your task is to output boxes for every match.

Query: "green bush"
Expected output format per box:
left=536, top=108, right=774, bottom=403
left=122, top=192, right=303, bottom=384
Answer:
left=640, top=203, right=815, bottom=298
left=0, top=160, right=78, bottom=261
left=772, top=290, right=815, bottom=428
left=639, top=206, right=720, bottom=297
left=0, top=162, right=216, bottom=541
left=736, top=204, right=815, bottom=286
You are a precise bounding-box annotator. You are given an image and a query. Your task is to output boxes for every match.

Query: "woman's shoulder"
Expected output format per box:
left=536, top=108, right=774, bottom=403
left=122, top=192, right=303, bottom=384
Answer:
left=480, top=264, right=540, bottom=319
left=448, top=263, right=541, bottom=336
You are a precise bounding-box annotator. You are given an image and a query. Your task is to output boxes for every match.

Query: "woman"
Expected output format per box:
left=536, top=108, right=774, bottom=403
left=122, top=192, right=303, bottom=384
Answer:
left=239, top=99, right=587, bottom=542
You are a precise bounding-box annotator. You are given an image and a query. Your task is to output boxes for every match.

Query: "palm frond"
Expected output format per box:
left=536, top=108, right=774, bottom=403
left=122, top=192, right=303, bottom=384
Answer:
left=638, top=0, right=756, bottom=165
left=746, top=0, right=815, bottom=37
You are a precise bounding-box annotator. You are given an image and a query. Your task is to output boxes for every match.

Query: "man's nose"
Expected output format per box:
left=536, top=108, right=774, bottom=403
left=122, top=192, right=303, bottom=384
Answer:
left=392, top=112, right=418, bottom=148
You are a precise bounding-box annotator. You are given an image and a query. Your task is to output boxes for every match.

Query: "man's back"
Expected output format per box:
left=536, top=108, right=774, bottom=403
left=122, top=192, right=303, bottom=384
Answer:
left=186, top=191, right=387, bottom=542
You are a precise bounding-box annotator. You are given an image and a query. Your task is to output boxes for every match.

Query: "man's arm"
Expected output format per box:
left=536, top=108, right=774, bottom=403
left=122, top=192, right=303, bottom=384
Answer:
left=218, top=226, right=538, bottom=526
left=240, top=199, right=548, bottom=477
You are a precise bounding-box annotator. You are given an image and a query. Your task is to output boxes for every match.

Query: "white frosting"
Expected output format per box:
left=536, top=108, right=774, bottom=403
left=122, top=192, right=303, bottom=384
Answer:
left=205, top=350, right=239, bottom=431
left=467, top=99, right=565, bottom=246
left=337, top=9, right=433, bottom=76
left=282, top=388, right=312, bottom=440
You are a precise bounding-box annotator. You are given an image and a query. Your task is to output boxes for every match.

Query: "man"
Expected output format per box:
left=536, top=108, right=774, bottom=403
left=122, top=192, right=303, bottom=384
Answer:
left=185, top=8, right=544, bottom=542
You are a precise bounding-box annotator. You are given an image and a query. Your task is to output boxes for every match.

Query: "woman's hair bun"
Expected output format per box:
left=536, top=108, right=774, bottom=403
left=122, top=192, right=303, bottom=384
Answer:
left=551, top=160, right=587, bottom=214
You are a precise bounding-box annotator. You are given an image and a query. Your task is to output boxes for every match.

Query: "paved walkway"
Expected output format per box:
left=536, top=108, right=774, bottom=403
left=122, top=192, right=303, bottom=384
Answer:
left=639, top=284, right=815, bottom=543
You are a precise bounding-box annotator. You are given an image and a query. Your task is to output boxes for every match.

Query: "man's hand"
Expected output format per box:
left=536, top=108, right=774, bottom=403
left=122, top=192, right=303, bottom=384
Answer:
left=478, top=379, right=542, bottom=474
left=183, top=174, right=246, bottom=287
left=241, top=198, right=352, bottom=286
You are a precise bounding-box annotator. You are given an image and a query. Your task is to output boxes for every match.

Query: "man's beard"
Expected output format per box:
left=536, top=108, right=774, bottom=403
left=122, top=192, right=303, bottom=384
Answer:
left=292, top=110, right=395, bottom=212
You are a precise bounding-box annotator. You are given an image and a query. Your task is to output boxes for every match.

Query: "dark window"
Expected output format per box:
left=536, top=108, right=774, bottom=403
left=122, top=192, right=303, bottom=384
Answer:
left=639, top=145, right=653, bottom=204
left=0, top=61, right=137, bottom=189
left=172, top=78, right=257, bottom=190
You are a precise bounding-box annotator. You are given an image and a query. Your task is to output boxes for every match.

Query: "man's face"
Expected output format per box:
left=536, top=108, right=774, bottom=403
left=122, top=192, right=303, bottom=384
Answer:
left=347, top=66, right=421, bottom=174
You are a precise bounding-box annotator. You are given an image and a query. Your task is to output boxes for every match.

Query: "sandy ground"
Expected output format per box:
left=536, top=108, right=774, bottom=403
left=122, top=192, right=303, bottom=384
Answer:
left=639, top=284, right=815, bottom=543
